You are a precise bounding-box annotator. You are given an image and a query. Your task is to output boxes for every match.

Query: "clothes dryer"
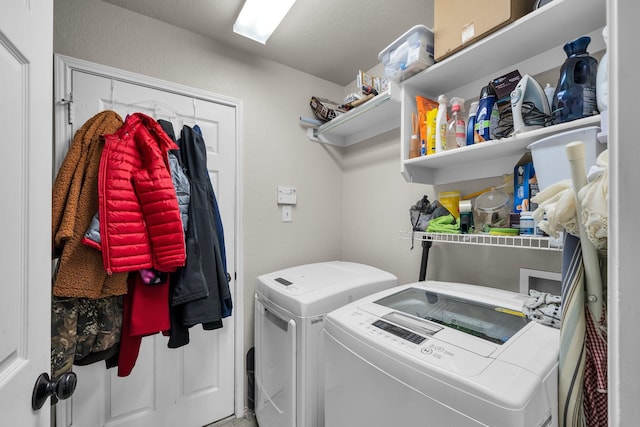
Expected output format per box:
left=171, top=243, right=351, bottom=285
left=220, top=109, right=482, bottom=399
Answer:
left=324, top=281, right=559, bottom=427
left=254, top=261, right=397, bottom=427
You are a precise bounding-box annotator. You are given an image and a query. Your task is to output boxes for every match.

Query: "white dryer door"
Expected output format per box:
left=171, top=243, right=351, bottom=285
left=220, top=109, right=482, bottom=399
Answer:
left=255, top=296, right=296, bottom=427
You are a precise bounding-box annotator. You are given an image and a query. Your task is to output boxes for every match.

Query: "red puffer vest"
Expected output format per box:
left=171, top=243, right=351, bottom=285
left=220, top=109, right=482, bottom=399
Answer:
left=98, top=113, right=186, bottom=274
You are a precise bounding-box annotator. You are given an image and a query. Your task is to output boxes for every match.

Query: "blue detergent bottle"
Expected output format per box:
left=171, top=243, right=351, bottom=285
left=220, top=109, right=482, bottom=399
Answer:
left=466, top=101, right=478, bottom=145
left=551, top=36, right=599, bottom=124
left=474, top=85, right=496, bottom=142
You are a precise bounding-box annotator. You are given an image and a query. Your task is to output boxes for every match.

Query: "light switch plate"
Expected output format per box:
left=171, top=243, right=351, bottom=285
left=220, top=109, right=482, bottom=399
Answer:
left=282, top=205, right=292, bottom=222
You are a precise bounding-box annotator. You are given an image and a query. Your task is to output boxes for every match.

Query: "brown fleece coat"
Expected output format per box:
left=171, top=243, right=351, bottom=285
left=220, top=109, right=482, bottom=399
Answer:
left=52, top=110, right=128, bottom=298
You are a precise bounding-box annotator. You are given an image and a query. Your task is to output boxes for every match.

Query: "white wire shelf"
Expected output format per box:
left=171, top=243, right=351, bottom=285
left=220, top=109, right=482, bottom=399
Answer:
left=401, top=231, right=563, bottom=251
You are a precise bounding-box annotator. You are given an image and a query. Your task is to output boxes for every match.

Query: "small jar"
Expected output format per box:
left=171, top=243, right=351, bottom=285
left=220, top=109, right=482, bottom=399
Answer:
left=519, top=211, right=535, bottom=235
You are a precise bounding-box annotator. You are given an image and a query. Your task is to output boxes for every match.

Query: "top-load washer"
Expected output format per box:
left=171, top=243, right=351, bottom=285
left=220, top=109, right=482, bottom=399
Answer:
left=324, top=280, right=560, bottom=427
left=254, top=261, right=397, bottom=427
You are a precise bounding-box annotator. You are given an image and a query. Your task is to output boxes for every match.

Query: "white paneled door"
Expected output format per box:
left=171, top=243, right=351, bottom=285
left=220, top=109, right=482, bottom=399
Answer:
left=0, top=1, right=53, bottom=426
left=54, top=57, right=238, bottom=427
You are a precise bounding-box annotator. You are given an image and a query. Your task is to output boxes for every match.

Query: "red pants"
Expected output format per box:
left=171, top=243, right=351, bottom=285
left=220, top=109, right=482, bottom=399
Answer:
left=117, top=273, right=170, bottom=377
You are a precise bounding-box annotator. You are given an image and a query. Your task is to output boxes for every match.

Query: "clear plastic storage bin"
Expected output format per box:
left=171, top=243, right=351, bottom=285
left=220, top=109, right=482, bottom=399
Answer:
left=378, top=25, right=435, bottom=83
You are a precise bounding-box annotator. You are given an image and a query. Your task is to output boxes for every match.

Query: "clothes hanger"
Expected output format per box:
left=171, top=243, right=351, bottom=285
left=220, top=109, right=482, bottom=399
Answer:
left=134, top=99, right=178, bottom=120
left=105, top=98, right=178, bottom=121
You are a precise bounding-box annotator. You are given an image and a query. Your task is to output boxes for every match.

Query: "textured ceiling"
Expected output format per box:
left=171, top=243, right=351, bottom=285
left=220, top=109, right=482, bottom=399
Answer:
left=102, top=0, right=435, bottom=86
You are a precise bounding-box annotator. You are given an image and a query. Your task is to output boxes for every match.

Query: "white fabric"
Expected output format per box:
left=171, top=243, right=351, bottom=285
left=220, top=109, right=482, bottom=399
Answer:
left=522, top=289, right=562, bottom=328
left=579, top=150, right=608, bottom=251
left=531, top=149, right=608, bottom=251
left=531, top=180, right=579, bottom=238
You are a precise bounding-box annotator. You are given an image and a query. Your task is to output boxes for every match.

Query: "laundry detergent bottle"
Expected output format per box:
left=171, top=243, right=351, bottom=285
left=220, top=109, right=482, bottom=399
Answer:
left=551, top=36, right=599, bottom=124
left=466, top=101, right=479, bottom=146
left=475, top=85, right=497, bottom=142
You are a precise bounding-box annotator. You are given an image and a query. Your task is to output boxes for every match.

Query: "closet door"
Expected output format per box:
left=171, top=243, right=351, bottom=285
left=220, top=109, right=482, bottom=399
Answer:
left=0, top=1, right=52, bottom=426
left=55, top=67, right=237, bottom=427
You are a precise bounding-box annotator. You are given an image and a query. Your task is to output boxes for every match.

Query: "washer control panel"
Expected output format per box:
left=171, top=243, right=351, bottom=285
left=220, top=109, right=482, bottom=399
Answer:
left=339, top=310, right=494, bottom=376
left=372, top=319, right=426, bottom=344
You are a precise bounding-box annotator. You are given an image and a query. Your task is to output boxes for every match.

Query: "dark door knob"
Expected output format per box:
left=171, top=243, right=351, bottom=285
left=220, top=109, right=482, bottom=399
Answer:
left=31, top=371, right=77, bottom=410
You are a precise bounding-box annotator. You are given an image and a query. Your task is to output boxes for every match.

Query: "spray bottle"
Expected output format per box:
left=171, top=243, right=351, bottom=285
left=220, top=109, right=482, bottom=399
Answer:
left=448, top=97, right=466, bottom=148
left=466, top=101, right=479, bottom=146
left=434, top=94, right=448, bottom=152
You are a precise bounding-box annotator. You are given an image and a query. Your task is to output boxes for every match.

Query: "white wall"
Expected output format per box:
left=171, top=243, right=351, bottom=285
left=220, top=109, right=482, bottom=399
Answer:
left=338, top=129, right=426, bottom=283
left=339, top=127, right=562, bottom=290
left=54, top=0, right=345, bottom=380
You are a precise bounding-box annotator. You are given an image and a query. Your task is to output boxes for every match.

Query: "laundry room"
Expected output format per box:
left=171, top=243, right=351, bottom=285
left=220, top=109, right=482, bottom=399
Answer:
left=1, top=0, right=637, bottom=426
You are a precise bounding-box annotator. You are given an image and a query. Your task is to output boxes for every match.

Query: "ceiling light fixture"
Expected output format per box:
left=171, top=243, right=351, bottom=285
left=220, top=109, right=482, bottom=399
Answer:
left=233, top=0, right=296, bottom=44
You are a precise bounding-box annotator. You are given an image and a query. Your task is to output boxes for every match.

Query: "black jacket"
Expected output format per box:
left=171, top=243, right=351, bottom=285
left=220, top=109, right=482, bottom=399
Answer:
left=166, top=123, right=232, bottom=348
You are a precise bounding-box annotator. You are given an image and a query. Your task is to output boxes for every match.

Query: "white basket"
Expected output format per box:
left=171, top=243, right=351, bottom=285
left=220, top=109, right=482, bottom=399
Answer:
left=527, top=126, right=603, bottom=191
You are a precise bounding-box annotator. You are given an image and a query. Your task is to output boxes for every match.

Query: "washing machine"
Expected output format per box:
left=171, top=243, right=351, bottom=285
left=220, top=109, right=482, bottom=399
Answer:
left=324, top=281, right=559, bottom=427
left=254, top=261, right=397, bottom=427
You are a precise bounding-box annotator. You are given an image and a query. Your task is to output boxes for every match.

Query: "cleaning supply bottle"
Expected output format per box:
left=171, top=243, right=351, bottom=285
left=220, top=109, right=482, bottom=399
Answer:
left=551, top=35, right=599, bottom=124
left=466, top=101, right=478, bottom=146
left=488, top=100, right=500, bottom=139
left=519, top=210, right=535, bottom=235
left=475, top=85, right=497, bottom=142
left=434, top=95, right=448, bottom=152
left=409, top=112, right=420, bottom=158
left=448, top=97, right=466, bottom=148
left=426, top=108, right=438, bottom=155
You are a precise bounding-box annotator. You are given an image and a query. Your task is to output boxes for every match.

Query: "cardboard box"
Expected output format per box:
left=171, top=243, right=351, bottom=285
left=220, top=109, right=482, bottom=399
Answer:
left=490, top=70, right=521, bottom=108
left=513, top=152, right=538, bottom=213
left=434, top=0, right=536, bottom=61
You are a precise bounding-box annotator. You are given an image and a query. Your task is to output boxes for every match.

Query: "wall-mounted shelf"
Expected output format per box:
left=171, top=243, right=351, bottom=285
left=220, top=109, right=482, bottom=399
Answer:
left=403, top=231, right=563, bottom=251
left=403, top=115, right=602, bottom=185
left=402, top=0, right=606, bottom=100
left=398, top=0, right=606, bottom=185
left=307, top=85, right=401, bottom=147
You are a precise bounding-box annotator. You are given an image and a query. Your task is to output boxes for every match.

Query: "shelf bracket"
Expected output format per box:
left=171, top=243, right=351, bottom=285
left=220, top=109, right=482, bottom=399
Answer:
left=307, top=127, right=320, bottom=142
left=306, top=127, right=346, bottom=147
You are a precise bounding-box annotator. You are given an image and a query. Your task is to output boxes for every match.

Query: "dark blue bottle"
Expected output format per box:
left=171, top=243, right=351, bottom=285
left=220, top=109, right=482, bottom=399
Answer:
left=466, top=101, right=478, bottom=145
left=551, top=36, right=599, bottom=124
left=475, top=86, right=497, bottom=141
